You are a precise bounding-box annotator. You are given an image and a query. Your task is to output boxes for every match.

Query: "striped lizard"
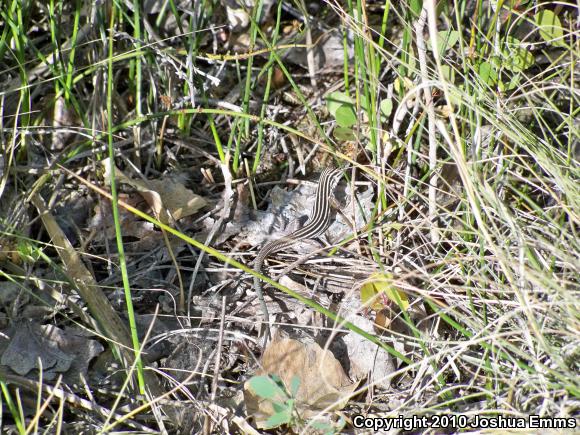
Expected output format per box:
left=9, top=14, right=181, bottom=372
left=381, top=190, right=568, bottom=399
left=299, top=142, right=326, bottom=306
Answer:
left=253, top=167, right=344, bottom=343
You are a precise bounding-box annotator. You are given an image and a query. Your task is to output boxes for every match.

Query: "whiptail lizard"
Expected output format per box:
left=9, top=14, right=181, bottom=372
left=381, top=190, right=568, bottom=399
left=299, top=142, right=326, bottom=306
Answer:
left=253, top=167, right=344, bottom=343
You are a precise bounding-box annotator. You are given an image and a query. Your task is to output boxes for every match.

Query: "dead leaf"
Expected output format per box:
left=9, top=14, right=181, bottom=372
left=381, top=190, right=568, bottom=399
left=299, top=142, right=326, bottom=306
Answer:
left=244, top=338, right=357, bottom=429
left=224, top=0, right=275, bottom=31
left=102, top=158, right=207, bottom=223
left=50, top=95, right=80, bottom=150
left=283, top=30, right=350, bottom=70
left=89, top=198, right=158, bottom=246
left=0, top=322, right=103, bottom=382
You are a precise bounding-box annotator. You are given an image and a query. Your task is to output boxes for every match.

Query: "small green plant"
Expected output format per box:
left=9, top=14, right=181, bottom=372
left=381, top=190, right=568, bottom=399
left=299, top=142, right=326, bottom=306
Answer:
left=475, top=39, right=534, bottom=92
left=17, top=239, right=42, bottom=263
left=247, top=374, right=300, bottom=429
left=427, top=29, right=460, bottom=54
left=309, top=416, right=346, bottom=435
left=247, top=374, right=346, bottom=433
left=476, top=7, right=567, bottom=91
left=534, top=9, right=566, bottom=48
left=325, top=91, right=392, bottom=142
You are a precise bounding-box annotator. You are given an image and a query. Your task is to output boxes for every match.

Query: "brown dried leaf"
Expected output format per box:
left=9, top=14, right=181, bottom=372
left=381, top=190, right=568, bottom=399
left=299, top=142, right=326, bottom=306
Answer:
left=244, top=338, right=357, bottom=428
left=0, top=322, right=103, bottom=382
left=51, top=95, right=80, bottom=150
left=102, top=158, right=207, bottom=223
